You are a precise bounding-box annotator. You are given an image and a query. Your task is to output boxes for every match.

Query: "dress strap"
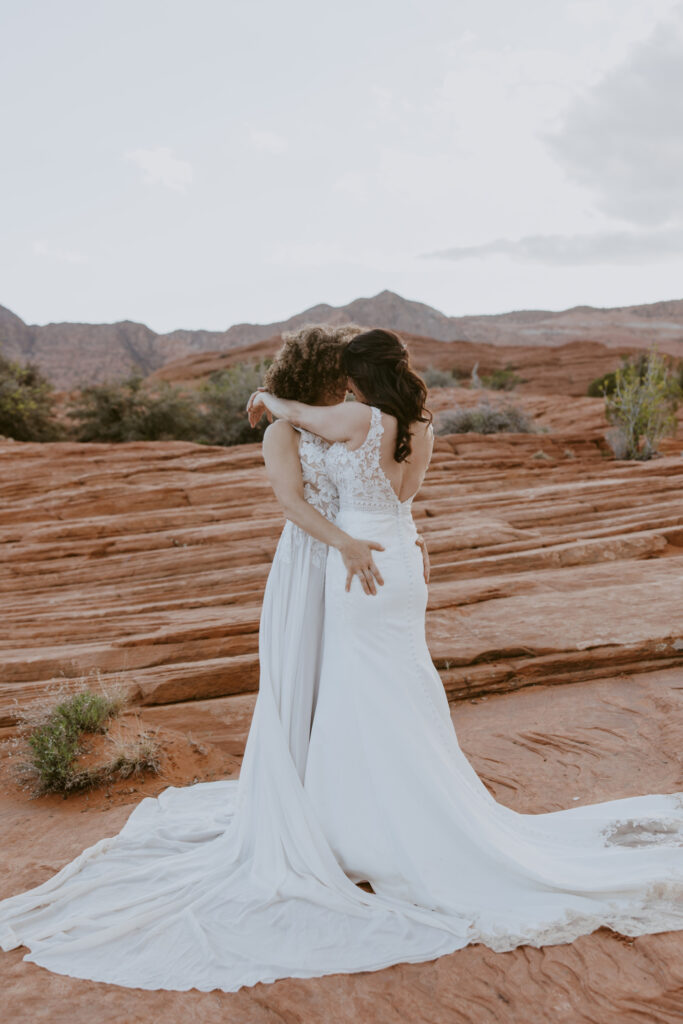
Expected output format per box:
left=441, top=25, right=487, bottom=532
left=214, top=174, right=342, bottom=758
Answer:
left=369, top=405, right=383, bottom=437
left=357, top=405, right=383, bottom=459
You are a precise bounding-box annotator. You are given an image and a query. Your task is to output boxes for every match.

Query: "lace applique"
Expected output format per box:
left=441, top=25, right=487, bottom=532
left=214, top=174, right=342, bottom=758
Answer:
left=600, top=795, right=683, bottom=849
left=464, top=876, right=683, bottom=953
left=325, top=406, right=408, bottom=514
left=297, top=429, right=339, bottom=520
left=276, top=429, right=339, bottom=569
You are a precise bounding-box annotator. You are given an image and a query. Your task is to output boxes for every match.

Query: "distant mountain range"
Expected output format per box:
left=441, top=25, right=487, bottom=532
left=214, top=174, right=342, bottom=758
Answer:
left=1, top=290, right=682, bottom=390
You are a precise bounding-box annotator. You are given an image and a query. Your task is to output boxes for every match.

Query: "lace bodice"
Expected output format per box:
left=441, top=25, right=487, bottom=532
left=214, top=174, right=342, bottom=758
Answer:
left=324, top=405, right=410, bottom=514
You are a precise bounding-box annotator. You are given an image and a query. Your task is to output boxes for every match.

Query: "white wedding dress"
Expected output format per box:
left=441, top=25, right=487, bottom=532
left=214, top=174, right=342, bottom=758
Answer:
left=1, top=413, right=682, bottom=993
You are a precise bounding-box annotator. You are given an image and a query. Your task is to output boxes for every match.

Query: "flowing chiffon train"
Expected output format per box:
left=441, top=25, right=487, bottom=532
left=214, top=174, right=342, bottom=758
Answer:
left=0, top=430, right=466, bottom=991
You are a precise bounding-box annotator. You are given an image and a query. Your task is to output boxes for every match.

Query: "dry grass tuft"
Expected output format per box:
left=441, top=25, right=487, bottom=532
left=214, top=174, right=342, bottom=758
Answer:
left=3, top=675, right=161, bottom=796
left=66, top=732, right=163, bottom=791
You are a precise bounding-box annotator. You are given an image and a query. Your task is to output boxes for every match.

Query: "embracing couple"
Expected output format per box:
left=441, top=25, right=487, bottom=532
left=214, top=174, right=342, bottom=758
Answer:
left=1, top=326, right=682, bottom=995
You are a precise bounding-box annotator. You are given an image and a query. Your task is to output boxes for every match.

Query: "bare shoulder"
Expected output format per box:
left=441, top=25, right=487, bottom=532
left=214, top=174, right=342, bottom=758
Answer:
left=411, top=418, right=434, bottom=446
left=262, top=419, right=299, bottom=457
left=346, top=401, right=374, bottom=426
left=412, top=418, right=433, bottom=437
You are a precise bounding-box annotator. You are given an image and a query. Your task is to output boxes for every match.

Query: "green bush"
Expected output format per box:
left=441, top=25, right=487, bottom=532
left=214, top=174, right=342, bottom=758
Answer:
left=67, top=375, right=203, bottom=442
left=603, top=346, right=679, bottom=460
left=67, top=362, right=271, bottom=445
left=0, top=354, right=61, bottom=440
left=23, top=688, right=125, bottom=793
left=587, top=353, right=649, bottom=398
left=480, top=365, right=524, bottom=391
left=437, top=400, right=536, bottom=435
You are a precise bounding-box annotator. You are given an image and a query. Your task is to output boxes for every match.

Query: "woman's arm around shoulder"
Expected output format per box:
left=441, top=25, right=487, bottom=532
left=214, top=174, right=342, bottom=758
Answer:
left=248, top=392, right=370, bottom=446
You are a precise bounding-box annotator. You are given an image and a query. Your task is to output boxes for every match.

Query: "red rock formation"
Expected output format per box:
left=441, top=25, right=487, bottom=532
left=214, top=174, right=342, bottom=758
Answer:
left=151, top=334, right=653, bottom=400
left=3, top=289, right=683, bottom=389
left=1, top=401, right=683, bottom=1018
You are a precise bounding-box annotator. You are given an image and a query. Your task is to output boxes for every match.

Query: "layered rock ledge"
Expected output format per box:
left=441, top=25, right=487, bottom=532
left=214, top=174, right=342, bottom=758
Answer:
left=1, top=418, right=683, bottom=1022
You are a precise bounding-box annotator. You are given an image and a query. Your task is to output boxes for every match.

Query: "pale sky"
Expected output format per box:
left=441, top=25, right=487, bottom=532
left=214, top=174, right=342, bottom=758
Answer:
left=2, top=0, right=682, bottom=334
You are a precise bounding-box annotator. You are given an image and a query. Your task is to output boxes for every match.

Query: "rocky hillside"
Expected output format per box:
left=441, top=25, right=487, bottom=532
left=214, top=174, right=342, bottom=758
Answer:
left=2, top=290, right=683, bottom=390
left=151, top=333, right=648, bottom=399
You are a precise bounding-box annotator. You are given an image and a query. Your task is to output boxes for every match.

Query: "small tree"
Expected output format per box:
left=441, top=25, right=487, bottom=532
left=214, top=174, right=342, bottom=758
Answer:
left=0, top=354, right=60, bottom=440
left=604, top=347, right=679, bottom=460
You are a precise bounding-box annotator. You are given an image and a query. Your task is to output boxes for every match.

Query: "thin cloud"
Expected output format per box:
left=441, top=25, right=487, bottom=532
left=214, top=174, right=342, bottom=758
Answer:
left=423, top=227, right=683, bottom=266
left=541, top=5, right=683, bottom=226
left=426, top=5, right=683, bottom=269
left=124, top=147, right=194, bottom=192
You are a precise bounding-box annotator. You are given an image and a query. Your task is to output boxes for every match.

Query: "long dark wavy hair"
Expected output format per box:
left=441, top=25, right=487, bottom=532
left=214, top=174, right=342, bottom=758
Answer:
left=341, top=328, right=431, bottom=462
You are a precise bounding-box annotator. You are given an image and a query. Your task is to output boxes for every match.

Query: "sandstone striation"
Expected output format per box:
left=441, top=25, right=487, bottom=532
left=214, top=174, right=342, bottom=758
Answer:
left=1, top=401, right=683, bottom=1020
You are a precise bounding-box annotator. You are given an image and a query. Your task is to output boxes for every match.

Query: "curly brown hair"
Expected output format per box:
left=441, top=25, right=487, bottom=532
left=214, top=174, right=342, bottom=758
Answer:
left=263, top=323, right=363, bottom=404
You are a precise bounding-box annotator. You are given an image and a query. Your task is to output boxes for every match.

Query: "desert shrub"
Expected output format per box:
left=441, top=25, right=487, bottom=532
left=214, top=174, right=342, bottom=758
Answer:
left=587, top=352, right=649, bottom=398
left=480, top=365, right=523, bottom=391
left=67, top=361, right=271, bottom=446
left=18, top=686, right=126, bottom=794
left=421, top=365, right=460, bottom=388
left=196, top=361, right=270, bottom=445
left=603, top=346, right=679, bottom=460
left=67, top=375, right=203, bottom=442
left=437, top=400, right=536, bottom=435
left=0, top=353, right=61, bottom=440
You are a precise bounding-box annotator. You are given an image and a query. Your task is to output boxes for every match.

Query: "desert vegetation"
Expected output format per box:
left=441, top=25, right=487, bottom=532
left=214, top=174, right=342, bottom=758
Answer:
left=479, top=365, right=525, bottom=390
left=0, top=353, right=271, bottom=445
left=422, top=363, right=524, bottom=391
left=0, top=353, right=60, bottom=441
left=1, top=342, right=681, bottom=458
left=436, top=397, right=538, bottom=435
left=68, top=362, right=272, bottom=445
left=6, top=683, right=161, bottom=795
left=421, top=365, right=462, bottom=388
left=589, top=348, right=680, bottom=460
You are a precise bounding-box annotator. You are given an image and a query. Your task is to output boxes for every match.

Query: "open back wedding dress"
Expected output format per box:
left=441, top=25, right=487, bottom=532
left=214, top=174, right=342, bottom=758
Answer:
left=1, top=412, right=682, bottom=992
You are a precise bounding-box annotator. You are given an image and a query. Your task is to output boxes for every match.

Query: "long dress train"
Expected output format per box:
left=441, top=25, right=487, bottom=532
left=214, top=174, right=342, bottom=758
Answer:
left=303, top=406, right=683, bottom=950
left=0, top=415, right=682, bottom=992
left=0, top=429, right=466, bottom=991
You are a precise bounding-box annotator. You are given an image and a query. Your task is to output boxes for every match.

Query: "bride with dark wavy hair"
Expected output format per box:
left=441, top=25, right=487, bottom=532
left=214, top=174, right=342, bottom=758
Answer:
left=247, top=324, right=683, bottom=954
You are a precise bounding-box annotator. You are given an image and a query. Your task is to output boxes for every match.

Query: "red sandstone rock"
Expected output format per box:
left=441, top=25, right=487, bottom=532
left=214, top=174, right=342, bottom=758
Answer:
left=1, top=667, right=682, bottom=1022
left=1, top=377, right=683, bottom=1019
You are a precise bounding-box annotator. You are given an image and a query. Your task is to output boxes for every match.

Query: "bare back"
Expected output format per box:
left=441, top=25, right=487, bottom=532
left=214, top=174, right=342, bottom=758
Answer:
left=377, top=411, right=434, bottom=503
